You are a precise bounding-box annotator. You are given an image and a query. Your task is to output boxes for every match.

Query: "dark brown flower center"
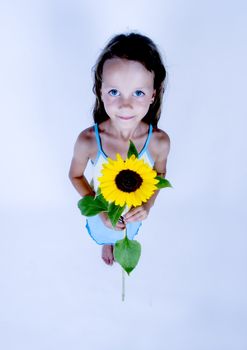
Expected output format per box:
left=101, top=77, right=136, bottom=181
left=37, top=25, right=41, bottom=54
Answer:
left=115, top=170, right=143, bottom=193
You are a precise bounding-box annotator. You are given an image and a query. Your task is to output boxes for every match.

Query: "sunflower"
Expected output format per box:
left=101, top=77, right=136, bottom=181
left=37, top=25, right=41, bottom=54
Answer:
left=98, top=154, right=159, bottom=208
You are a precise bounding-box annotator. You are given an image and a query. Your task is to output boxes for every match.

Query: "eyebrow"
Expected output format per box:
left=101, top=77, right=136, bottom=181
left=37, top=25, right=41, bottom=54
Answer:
left=102, top=84, right=152, bottom=90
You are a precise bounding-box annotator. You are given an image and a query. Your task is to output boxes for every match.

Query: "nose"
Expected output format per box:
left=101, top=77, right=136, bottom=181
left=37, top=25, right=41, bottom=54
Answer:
left=119, top=96, right=133, bottom=109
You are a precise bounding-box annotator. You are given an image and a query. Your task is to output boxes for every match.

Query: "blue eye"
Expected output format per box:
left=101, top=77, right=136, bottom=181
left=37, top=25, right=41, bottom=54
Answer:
left=108, top=89, right=119, bottom=96
left=134, top=90, right=145, bottom=97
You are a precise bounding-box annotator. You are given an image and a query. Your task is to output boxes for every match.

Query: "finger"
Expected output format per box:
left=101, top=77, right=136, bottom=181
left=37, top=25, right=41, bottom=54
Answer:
left=126, top=212, right=145, bottom=222
left=124, top=208, right=141, bottom=220
left=115, top=222, right=126, bottom=230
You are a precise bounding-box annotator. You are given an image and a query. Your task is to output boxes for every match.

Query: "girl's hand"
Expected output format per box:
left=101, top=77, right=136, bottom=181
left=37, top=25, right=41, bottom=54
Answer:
left=123, top=203, right=151, bottom=223
left=99, top=212, right=126, bottom=231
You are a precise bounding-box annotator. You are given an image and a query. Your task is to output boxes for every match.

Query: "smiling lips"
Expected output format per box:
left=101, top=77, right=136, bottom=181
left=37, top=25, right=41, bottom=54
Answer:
left=118, top=115, right=135, bottom=120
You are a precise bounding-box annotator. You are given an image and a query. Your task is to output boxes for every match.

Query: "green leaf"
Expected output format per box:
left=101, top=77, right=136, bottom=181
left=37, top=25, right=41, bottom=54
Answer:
left=127, top=140, right=139, bottom=158
left=95, top=193, right=108, bottom=207
left=155, top=176, right=172, bottom=189
left=113, top=236, right=141, bottom=275
left=77, top=195, right=108, bottom=216
left=108, top=202, right=125, bottom=227
left=96, top=186, right=101, bottom=197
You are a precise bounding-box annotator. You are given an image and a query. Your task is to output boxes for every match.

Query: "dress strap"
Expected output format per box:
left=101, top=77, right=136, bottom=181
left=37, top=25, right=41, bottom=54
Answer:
left=94, top=123, right=108, bottom=159
left=94, top=123, right=153, bottom=160
left=94, top=123, right=103, bottom=153
left=91, top=124, right=103, bottom=165
left=139, top=124, right=153, bottom=158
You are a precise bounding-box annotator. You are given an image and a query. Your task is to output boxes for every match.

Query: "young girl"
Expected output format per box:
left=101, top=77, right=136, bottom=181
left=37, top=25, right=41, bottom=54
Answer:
left=69, top=32, right=170, bottom=265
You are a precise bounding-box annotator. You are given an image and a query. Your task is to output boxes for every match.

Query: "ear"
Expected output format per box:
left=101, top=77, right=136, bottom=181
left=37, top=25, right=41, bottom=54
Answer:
left=151, top=89, right=156, bottom=103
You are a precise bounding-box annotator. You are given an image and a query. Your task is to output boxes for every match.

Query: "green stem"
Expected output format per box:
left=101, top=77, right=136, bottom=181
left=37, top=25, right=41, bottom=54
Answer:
left=121, top=227, right=127, bottom=301
left=122, top=268, right=125, bottom=302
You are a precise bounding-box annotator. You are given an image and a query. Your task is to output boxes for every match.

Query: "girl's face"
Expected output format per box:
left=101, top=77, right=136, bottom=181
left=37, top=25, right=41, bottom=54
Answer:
left=101, top=58, right=156, bottom=127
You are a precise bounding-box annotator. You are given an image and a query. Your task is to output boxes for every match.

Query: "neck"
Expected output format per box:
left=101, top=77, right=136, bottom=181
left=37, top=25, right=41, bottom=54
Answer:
left=108, top=120, right=143, bottom=141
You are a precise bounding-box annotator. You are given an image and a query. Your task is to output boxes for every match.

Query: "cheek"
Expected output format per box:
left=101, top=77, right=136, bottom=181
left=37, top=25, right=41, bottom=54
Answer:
left=138, top=97, right=153, bottom=109
left=102, top=95, right=115, bottom=108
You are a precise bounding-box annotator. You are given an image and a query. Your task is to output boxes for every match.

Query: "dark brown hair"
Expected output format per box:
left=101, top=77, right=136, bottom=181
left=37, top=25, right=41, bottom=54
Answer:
left=92, top=32, right=167, bottom=127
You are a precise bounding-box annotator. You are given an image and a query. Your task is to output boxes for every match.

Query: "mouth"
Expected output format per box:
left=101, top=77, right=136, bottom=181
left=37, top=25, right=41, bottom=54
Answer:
left=118, top=115, right=135, bottom=120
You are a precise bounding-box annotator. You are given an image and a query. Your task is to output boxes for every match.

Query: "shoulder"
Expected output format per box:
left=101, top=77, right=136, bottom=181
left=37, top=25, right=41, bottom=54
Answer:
left=76, top=125, right=95, bottom=143
left=73, top=125, right=97, bottom=160
left=150, top=126, right=170, bottom=162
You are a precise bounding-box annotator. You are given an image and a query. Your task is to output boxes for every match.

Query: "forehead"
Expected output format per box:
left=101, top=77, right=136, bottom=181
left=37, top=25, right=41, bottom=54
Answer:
left=102, top=58, right=154, bottom=86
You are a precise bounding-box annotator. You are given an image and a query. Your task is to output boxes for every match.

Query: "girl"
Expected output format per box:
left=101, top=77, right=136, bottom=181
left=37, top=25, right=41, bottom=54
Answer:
left=69, top=32, right=170, bottom=265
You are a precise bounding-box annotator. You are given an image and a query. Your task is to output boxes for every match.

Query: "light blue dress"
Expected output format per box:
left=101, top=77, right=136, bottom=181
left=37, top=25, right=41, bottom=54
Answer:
left=85, top=123, right=154, bottom=245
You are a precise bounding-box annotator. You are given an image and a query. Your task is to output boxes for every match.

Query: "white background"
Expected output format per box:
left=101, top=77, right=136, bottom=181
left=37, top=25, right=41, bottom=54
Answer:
left=0, top=0, right=246, bottom=349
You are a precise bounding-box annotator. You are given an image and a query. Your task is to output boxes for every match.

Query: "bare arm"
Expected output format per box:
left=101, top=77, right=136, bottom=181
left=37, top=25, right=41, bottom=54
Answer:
left=69, top=129, right=126, bottom=231
left=124, top=130, right=170, bottom=222
left=144, top=131, right=170, bottom=209
left=68, top=130, right=95, bottom=197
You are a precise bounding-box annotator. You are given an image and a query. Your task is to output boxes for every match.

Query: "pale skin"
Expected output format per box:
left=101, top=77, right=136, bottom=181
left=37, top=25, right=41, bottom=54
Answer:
left=69, top=58, right=170, bottom=265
